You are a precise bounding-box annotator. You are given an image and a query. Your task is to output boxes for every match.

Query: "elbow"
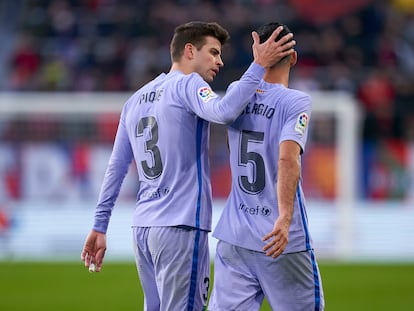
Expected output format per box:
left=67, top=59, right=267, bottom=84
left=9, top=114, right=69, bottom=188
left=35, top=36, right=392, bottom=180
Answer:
left=221, top=116, right=236, bottom=125
left=218, top=109, right=243, bottom=125
left=212, top=114, right=237, bottom=125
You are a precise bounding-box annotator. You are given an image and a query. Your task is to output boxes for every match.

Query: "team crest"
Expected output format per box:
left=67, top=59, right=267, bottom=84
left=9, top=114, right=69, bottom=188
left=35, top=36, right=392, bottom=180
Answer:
left=198, top=87, right=218, bottom=103
left=295, top=112, right=309, bottom=135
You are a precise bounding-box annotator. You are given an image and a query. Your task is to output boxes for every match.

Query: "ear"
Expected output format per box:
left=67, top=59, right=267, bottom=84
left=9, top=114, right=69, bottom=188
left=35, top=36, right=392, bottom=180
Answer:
left=290, top=50, right=297, bottom=67
left=183, top=43, right=195, bottom=60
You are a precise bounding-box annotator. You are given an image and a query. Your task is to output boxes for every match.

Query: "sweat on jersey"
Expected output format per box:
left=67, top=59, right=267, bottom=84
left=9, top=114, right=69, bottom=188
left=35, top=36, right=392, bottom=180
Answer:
left=213, top=81, right=314, bottom=254
left=92, top=62, right=266, bottom=233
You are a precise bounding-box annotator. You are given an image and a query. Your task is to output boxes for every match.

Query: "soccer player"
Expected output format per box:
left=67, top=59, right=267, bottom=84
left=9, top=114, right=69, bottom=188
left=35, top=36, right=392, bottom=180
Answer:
left=80, top=21, right=295, bottom=311
left=209, top=22, right=325, bottom=311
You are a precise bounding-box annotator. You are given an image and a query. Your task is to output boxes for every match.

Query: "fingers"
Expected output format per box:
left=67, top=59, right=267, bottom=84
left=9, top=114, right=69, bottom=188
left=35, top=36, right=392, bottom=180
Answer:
left=277, top=32, right=294, bottom=47
left=82, top=248, right=105, bottom=272
left=262, top=230, right=288, bottom=258
left=263, top=235, right=278, bottom=252
left=81, top=231, right=107, bottom=273
left=266, top=246, right=284, bottom=258
left=82, top=249, right=95, bottom=268
left=262, top=232, right=273, bottom=242
left=95, top=248, right=106, bottom=272
left=266, top=26, right=284, bottom=43
left=278, top=39, right=296, bottom=56
left=255, top=26, right=295, bottom=50
left=265, top=26, right=295, bottom=53
left=81, top=242, right=93, bottom=262
left=251, top=31, right=259, bottom=45
left=252, top=27, right=287, bottom=47
left=81, top=251, right=92, bottom=267
left=263, top=238, right=286, bottom=258
left=80, top=249, right=87, bottom=261
left=252, top=27, right=296, bottom=68
left=269, top=25, right=295, bottom=57
left=277, top=45, right=295, bottom=59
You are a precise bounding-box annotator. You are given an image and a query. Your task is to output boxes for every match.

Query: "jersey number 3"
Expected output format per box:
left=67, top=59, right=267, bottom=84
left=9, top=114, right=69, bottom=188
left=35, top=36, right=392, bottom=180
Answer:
left=136, top=116, right=163, bottom=179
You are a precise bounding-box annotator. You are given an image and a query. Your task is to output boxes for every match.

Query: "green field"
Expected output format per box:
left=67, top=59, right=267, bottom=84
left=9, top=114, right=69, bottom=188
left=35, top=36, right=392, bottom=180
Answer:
left=0, top=261, right=413, bottom=310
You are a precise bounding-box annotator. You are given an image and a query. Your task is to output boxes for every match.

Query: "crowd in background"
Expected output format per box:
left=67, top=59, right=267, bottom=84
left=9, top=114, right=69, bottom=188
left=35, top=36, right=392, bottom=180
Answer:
left=1, top=0, right=414, bottom=142
left=2, top=1, right=414, bottom=258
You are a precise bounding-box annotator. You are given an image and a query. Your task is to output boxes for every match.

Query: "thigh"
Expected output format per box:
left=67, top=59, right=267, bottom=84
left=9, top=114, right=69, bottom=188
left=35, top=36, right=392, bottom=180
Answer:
left=148, top=227, right=210, bottom=311
left=132, top=227, right=160, bottom=311
left=259, top=250, right=325, bottom=311
left=209, top=241, right=263, bottom=311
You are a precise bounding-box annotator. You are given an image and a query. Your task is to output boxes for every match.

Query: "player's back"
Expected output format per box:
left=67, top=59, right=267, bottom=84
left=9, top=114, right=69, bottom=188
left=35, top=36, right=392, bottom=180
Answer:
left=213, top=81, right=313, bottom=253
left=123, top=71, right=213, bottom=231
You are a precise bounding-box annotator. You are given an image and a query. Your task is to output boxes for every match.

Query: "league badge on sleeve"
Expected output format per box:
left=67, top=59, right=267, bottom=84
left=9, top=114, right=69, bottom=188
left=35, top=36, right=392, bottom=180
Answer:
left=198, top=87, right=218, bottom=103
left=295, top=112, right=309, bottom=135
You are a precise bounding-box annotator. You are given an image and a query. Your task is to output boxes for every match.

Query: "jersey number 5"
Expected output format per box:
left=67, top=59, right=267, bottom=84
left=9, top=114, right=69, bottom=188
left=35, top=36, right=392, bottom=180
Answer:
left=136, top=116, right=163, bottom=179
left=238, top=130, right=265, bottom=194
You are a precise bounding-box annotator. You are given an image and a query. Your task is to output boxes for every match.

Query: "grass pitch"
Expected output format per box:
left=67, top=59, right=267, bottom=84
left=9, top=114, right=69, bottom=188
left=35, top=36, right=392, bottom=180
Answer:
left=0, top=261, right=413, bottom=310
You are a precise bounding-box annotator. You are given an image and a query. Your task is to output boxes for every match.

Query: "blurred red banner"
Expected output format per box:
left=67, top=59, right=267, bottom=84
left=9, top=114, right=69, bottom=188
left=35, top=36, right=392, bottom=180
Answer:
left=289, top=0, right=374, bottom=24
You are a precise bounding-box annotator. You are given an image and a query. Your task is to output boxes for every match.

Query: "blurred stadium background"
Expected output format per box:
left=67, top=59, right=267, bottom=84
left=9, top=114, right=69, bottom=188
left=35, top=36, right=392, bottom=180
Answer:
left=0, top=0, right=414, bottom=310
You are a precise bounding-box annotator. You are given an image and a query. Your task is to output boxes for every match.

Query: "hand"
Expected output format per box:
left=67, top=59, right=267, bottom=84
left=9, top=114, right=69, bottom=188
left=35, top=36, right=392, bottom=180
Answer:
left=262, top=216, right=291, bottom=258
left=252, top=26, right=296, bottom=68
left=81, top=230, right=107, bottom=272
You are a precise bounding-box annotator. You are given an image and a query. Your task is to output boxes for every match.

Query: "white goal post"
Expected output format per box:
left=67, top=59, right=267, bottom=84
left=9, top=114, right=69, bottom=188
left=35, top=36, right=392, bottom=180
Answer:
left=309, top=91, right=360, bottom=259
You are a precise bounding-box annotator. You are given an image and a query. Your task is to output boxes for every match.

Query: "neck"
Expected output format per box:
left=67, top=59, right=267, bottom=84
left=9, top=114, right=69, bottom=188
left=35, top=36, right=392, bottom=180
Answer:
left=263, top=66, right=290, bottom=87
left=170, top=62, right=191, bottom=75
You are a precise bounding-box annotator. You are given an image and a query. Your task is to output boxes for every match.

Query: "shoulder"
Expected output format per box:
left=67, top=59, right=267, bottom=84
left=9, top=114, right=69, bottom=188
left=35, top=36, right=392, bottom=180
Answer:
left=179, top=72, right=202, bottom=83
left=122, top=90, right=140, bottom=112
left=123, top=74, right=166, bottom=110
left=181, top=73, right=219, bottom=101
left=283, top=88, right=312, bottom=110
left=173, top=72, right=206, bottom=94
left=286, top=88, right=311, bottom=102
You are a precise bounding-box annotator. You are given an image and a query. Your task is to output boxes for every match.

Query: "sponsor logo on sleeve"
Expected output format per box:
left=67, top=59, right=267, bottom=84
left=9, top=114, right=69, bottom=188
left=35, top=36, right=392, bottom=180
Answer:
left=198, top=87, right=218, bottom=103
left=295, top=112, right=309, bottom=135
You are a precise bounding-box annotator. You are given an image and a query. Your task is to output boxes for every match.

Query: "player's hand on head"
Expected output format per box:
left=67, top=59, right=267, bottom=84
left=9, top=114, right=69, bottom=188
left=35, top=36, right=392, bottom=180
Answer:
left=252, top=26, right=296, bottom=68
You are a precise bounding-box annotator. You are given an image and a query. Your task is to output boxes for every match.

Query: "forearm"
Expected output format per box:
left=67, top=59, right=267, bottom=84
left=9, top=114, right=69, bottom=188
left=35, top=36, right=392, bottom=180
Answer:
left=276, top=157, right=300, bottom=222
left=214, top=62, right=264, bottom=124
left=94, top=117, right=133, bottom=233
left=183, top=62, right=264, bottom=125
left=93, top=158, right=131, bottom=233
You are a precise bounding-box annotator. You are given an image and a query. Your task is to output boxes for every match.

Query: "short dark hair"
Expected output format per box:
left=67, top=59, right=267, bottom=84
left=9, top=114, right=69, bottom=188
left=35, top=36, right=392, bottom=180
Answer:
left=170, top=21, right=230, bottom=62
left=256, top=22, right=293, bottom=65
left=256, top=22, right=292, bottom=43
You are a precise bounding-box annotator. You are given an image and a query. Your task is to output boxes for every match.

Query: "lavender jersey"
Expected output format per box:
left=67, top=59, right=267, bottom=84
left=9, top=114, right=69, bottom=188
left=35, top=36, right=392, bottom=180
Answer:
left=213, top=81, right=313, bottom=254
left=93, top=63, right=265, bottom=233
